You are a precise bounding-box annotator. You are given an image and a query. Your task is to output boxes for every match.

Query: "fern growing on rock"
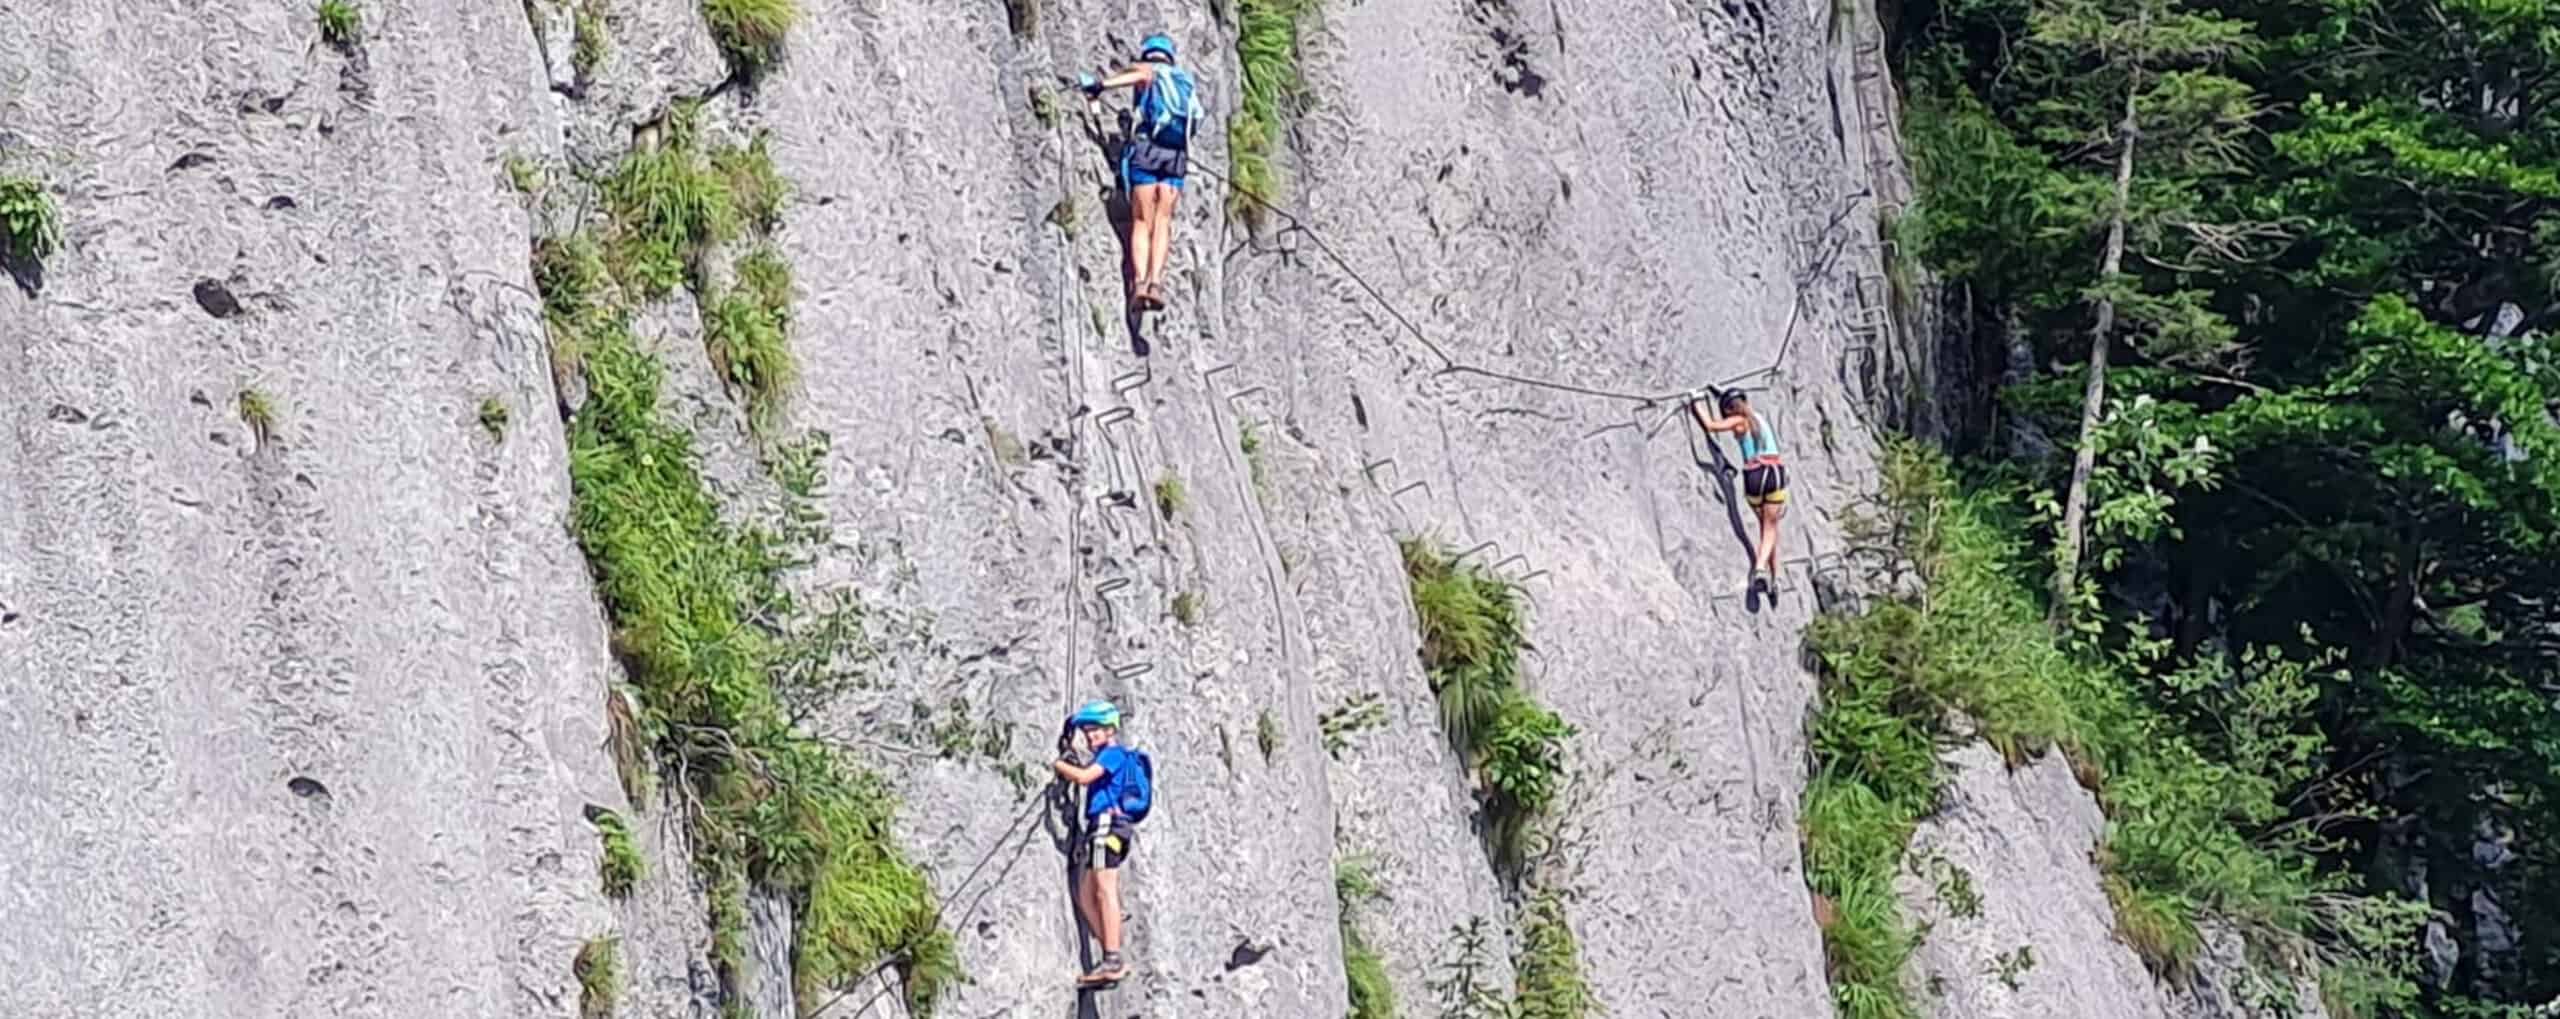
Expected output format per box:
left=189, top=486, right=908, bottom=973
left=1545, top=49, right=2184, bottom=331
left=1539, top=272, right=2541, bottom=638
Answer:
left=1401, top=537, right=1571, bottom=876
left=0, top=176, right=63, bottom=265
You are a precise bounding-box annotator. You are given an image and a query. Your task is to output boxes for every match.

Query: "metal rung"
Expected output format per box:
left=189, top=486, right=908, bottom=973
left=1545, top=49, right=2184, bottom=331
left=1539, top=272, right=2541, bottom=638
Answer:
left=1361, top=457, right=1396, bottom=480
left=1109, top=662, right=1153, bottom=680
left=1492, top=554, right=1528, bottom=573
left=1454, top=540, right=1498, bottom=563
left=1515, top=569, right=1550, bottom=585
left=1094, top=577, right=1131, bottom=596
left=1389, top=480, right=1431, bottom=501
left=1112, top=365, right=1151, bottom=396
left=1854, top=270, right=1887, bottom=304
left=1095, top=407, right=1135, bottom=428
left=1204, top=362, right=1238, bottom=383
left=1225, top=384, right=1266, bottom=404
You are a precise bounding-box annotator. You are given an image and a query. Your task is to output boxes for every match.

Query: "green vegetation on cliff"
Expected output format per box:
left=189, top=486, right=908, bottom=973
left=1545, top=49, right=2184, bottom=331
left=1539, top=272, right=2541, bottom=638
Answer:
left=1230, top=0, right=1315, bottom=218
left=1403, top=537, right=1572, bottom=876
left=534, top=98, right=950, bottom=1013
left=1888, top=0, right=2560, bottom=1010
left=1805, top=445, right=2423, bottom=1017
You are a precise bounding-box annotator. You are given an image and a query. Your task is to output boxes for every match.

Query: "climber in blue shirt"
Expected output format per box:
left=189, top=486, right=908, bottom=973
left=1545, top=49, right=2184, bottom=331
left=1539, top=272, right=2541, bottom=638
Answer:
left=1053, top=699, right=1154, bottom=988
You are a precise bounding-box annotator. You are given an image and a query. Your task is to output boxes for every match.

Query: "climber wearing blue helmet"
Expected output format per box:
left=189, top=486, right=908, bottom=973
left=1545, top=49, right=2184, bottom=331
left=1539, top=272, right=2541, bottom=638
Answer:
left=1075, top=33, right=1203, bottom=312
left=1052, top=698, right=1154, bottom=988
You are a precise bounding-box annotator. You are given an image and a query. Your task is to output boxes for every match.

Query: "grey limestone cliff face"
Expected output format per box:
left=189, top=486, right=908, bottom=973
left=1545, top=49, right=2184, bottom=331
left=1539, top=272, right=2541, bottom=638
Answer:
left=1, top=4, right=620, bottom=1017
left=793, top=0, right=1885, bottom=1013
left=3, top=0, right=2297, bottom=1017
left=1899, top=744, right=2333, bottom=1019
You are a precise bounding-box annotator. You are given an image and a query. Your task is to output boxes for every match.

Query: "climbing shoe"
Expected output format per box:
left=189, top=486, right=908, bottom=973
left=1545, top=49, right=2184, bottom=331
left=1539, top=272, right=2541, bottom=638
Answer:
left=1078, top=953, right=1129, bottom=987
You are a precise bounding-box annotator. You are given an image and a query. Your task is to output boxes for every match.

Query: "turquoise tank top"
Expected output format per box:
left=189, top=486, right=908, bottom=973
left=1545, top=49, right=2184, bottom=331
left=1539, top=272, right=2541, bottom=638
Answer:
left=1737, top=413, right=1780, bottom=464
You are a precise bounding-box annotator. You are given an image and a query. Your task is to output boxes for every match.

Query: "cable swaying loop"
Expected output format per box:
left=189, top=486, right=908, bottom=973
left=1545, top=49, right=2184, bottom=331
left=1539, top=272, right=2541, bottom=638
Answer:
left=1188, top=152, right=1872, bottom=413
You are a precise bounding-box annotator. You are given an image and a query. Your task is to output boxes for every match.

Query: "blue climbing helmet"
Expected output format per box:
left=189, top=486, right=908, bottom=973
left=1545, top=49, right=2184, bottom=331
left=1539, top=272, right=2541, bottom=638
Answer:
left=1067, top=699, right=1156, bottom=822
left=1131, top=37, right=1202, bottom=150
left=1071, top=699, right=1122, bottom=729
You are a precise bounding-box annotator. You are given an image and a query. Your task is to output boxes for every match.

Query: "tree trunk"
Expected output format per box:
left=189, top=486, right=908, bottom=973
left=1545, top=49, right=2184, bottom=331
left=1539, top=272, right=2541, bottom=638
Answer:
left=2373, top=516, right=2423, bottom=668
left=2049, top=84, right=2142, bottom=627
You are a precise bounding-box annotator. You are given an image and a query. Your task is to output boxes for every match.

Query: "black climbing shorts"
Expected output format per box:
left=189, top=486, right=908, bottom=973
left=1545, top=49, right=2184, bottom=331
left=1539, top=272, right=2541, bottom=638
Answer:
left=1743, top=463, right=1789, bottom=507
left=1121, top=137, right=1189, bottom=188
left=1075, top=814, right=1137, bottom=870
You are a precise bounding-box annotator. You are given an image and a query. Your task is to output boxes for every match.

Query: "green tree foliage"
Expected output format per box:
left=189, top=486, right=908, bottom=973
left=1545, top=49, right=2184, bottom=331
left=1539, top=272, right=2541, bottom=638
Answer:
left=1900, top=0, right=2560, bottom=1008
left=1810, top=444, right=2426, bottom=1013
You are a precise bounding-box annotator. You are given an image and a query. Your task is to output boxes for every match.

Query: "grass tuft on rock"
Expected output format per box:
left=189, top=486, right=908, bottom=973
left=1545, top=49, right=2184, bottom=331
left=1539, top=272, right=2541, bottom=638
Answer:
left=317, top=0, right=360, bottom=47
left=506, top=154, right=546, bottom=195
left=575, top=937, right=619, bottom=1019
left=704, top=245, right=796, bottom=431
left=2104, top=873, right=2200, bottom=974
left=1336, top=857, right=1397, bottom=1019
left=0, top=176, right=63, bottom=263
left=572, top=0, right=608, bottom=80
left=713, top=135, right=787, bottom=234
left=595, top=809, right=645, bottom=897
left=1230, top=0, right=1315, bottom=220
left=601, top=103, right=739, bottom=298
left=701, top=0, right=796, bottom=76
left=1513, top=893, right=1593, bottom=1019
left=237, top=389, right=280, bottom=447
left=480, top=396, right=511, bottom=439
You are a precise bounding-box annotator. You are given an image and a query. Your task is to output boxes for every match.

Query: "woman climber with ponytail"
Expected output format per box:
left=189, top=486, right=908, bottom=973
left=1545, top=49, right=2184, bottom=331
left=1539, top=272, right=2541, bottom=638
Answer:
left=1691, top=389, right=1788, bottom=600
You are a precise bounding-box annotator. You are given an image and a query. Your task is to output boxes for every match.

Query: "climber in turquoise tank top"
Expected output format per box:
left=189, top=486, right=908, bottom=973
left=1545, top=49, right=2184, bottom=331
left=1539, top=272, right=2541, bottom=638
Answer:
left=1690, top=389, right=1789, bottom=598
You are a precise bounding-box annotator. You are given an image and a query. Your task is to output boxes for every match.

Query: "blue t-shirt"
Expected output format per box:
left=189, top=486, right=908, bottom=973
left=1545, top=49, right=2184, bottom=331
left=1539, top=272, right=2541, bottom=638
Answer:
left=1087, top=745, right=1140, bottom=819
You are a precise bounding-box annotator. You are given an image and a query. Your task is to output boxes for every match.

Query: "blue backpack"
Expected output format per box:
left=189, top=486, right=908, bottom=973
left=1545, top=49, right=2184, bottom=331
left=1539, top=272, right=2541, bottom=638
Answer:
left=1116, top=748, right=1156, bottom=823
left=1133, top=65, right=1201, bottom=150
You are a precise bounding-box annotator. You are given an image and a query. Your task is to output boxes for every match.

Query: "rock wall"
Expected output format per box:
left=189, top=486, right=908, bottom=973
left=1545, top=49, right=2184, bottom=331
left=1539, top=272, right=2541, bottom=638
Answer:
left=2, top=0, right=2314, bottom=1017
left=0, top=5, right=617, bottom=1016
left=1899, top=746, right=2332, bottom=1019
